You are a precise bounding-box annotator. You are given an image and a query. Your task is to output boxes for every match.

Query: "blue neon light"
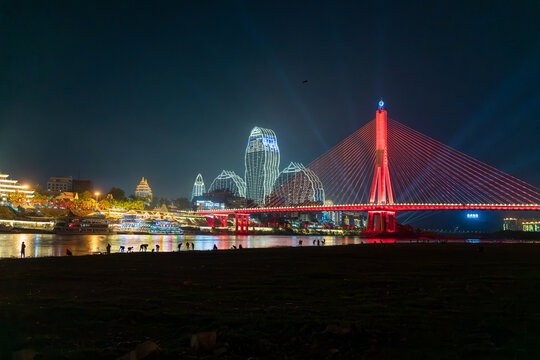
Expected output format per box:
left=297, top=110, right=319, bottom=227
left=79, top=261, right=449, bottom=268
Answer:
left=262, top=136, right=279, bottom=152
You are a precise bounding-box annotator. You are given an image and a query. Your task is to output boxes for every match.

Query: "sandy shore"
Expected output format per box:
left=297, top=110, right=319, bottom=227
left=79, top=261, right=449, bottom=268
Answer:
left=2, top=243, right=540, bottom=359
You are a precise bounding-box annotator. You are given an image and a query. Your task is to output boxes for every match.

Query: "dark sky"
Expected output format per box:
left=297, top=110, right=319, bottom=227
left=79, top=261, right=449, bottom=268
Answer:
left=1, top=1, right=539, bottom=199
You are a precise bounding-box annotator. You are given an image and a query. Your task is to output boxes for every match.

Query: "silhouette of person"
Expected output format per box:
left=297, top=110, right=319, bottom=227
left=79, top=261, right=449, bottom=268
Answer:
left=106, top=243, right=111, bottom=254
left=213, top=244, right=218, bottom=250
left=238, top=244, right=243, bottom=249
left=299, top=240, right=303, bottom=246
left=156, top=244, right=160, bottom=252
left=66, top=248, right=73, bottom=256
left=21, top=241, right=26, bottom=258
left=317, top=240, right=320, bottom=246
left=178, top=242, right=182, bottom=251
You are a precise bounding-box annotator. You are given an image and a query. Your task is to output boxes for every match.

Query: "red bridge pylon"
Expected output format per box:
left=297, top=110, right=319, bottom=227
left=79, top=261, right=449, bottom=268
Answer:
left=367, top=100, right=396, bottom=232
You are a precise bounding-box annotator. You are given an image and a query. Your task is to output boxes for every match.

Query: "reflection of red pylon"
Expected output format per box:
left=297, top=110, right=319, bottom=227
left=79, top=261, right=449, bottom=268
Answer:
left=367, top=101, right=396, bottom=232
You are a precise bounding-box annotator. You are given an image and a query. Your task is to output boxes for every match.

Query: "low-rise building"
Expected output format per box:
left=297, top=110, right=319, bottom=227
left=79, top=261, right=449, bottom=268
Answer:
left=55, top=192, right=79, bottom=202
left=502, top=217, right=540, bottom=232
left=522, top=221, right=540, bottom=232
left=47, top=176, right=73, bottom=194
left=502, top=217, right=519, bottom=231
left=197, top=190, right=247, bottom=209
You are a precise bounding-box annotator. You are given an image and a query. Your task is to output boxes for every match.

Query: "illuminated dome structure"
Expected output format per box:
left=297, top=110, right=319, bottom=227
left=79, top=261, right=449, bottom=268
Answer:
left=208, top=170, right=246, bottom=198
left=191, top=173, right=206, bottom=201
left=268, top=162, right=324, bottom=206
left=245, top=126, right=280, bottom=205
left=135, top=177, right=152, bottom=200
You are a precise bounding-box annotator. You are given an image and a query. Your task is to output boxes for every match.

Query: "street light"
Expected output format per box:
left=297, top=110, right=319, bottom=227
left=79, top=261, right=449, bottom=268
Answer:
left=94, top=192, right=101, bottom=202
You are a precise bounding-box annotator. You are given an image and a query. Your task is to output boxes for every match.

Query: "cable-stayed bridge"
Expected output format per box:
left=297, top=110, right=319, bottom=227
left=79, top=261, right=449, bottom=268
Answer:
left=198, top=101, right=540, bottom=233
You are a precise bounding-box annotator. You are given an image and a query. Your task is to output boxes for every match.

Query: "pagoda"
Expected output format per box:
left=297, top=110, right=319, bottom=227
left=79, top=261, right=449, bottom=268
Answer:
left=135, top=177, right=152, bottom=200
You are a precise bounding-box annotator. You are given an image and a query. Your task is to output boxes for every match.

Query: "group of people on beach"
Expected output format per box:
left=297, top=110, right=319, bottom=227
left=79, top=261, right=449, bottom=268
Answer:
left=19, top=241, right=197, bottom=258
left=113, top=241, right=195, bottom=253
left=20, top=238, right=329, bottom=258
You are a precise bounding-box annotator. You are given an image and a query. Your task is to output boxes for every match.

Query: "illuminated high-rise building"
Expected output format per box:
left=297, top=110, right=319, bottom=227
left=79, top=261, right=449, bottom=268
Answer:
left=245, top=127, right=280, bottom=205
left=191, top=173, right=205, bottom=201
left=269, top=162, right=324, bottom=205
left=208, top=170, right=246, bottom=198
left=135, top=177, right=152, bottom=200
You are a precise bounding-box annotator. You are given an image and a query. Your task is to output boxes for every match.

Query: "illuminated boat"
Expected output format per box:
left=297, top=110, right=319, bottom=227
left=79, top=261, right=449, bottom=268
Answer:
left=115, top=214, right=183, bottom=235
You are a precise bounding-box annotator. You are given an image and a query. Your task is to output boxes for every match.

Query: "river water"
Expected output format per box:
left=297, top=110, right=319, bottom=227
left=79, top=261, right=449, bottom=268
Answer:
left=0, top=233, right=534, bottom=259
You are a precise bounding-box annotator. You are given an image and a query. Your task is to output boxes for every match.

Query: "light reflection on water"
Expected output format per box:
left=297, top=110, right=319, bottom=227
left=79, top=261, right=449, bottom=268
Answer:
left=0, top=233, right=535, bottom=259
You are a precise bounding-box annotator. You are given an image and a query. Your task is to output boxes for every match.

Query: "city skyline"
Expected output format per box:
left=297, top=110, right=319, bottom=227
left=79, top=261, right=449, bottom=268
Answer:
left=1, top=2, right=538, bottom=199
left=2, top=3, right=540, bottom=359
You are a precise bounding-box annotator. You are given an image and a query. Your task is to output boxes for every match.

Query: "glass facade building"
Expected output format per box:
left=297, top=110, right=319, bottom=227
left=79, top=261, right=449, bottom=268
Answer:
left=191, top=173, right=206, bottom=201
left=269, top=162, right=325, bottom=206
left=208, top=170, right=246, bottom=198
left=245, top=127, right=280, bottom=205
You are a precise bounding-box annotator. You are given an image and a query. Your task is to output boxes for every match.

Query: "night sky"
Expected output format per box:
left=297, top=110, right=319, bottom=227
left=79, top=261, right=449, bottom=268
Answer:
left=1, top=1, right=539, bottom=201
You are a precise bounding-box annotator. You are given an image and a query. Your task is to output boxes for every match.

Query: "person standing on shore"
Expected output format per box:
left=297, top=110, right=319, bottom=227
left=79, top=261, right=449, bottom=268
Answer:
left=21, top=241, right=26, bottom=258
left=106, top=243, right=111, bottom=254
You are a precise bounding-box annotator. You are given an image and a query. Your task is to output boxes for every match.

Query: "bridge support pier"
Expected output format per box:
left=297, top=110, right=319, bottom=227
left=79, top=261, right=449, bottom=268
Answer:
left=235, top=213, right=249, bottom=234
left=367, top=211, right=396, bottom=233
left=212, top=214, right=228, bottom=229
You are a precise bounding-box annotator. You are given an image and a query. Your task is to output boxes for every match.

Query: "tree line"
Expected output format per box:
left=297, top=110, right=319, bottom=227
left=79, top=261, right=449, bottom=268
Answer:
left=8, top=185, right=192, bottom=212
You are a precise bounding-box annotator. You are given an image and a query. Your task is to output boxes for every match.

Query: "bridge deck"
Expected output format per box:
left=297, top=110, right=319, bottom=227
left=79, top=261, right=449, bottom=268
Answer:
left=197, top=204, right=540, bottom=215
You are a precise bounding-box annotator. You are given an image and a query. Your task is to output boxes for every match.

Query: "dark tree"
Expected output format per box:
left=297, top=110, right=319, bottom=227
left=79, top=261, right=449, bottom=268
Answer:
left=108, top=187, right=127, bottom=201
left=32, top=184, right=52, bottom=196
left=173, top=197, right=192, bottom=210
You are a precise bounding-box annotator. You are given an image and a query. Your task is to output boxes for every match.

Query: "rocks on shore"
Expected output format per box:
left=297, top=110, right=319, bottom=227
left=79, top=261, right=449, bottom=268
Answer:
left=190, top=331, right=217, bottom=351
left=116, top=341, right=161, bottom=360
left=323, top=324, right=351, bottom=336
left=11, top=349, right=38, bottom=360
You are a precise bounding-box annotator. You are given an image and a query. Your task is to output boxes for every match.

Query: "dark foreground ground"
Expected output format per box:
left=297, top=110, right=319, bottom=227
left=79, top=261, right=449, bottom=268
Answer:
left=1, top=244, right=540, bottom=359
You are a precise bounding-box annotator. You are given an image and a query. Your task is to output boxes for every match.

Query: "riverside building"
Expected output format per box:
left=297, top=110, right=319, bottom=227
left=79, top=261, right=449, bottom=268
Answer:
left=46, top=176, right=73, bottom=194
left=245, top=127, right=280, bottom=205
left=0, top=173, right=34, bottom=202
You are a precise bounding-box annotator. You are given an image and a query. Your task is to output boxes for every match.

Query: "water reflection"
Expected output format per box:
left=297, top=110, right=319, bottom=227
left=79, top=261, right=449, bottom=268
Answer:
left=0, top=234, right=536, bottom=259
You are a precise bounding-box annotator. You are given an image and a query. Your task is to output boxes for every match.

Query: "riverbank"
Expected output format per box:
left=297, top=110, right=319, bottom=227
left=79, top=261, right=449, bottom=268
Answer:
left=2, top=244, right=540, bottom=359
